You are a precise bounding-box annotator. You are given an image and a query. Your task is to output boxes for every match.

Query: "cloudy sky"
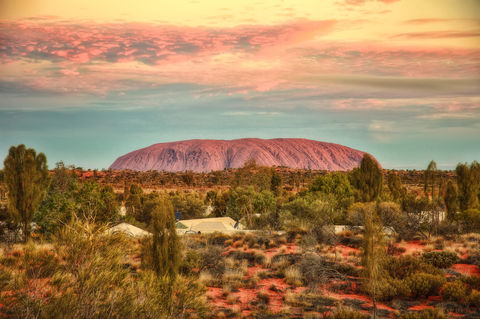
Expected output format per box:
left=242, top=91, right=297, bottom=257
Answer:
left=1, top=0, right=479, bottom=169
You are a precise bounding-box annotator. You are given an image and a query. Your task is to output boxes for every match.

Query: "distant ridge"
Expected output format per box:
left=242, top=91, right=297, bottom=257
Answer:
left=109, top=138, right=372, bottom=172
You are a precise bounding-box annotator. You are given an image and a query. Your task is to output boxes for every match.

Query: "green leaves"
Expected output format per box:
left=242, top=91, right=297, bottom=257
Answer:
left=3, top=144, right=51, bottom=241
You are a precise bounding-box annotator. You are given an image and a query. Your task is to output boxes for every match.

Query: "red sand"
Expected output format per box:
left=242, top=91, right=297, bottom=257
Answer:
left=264, top=244, right=299, bottom=259
left=326, top=291, right=396, bottom=312
left=408, top=305, right=434, bottom=311
left=334, top=245, right=360, bottom=257
left=399, top=241, right=425, bottom=255
left=247, top=265, right=263, bottom=277
left=451, top=264, right=480, bottom=276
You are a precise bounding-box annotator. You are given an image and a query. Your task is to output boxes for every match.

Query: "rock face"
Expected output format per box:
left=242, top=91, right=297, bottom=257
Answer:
left=109, top=138, right=370, bottom=172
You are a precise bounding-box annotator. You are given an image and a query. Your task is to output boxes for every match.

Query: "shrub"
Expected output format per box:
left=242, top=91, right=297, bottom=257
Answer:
left=468, top=289, right=480, bottom=307
left=399, top=308, right=448, bottom=319
left=331, top=306, right=369, bottom=319
left=24, top=246, right=58, bottom=278
left=284, top=266, right=302, bottom=286
left=199, top=246, right=225, bottom=275
left=422, top=251, right=459, bottom=268
left=441, top=280, right=468, bottom=303
left=385, top=255, right=423, bottom=279
left=461, top=275, right=480, bottom=290
left=0, top=269, right=11, bottom=290
left=208, top=232, right=230, bottom=246
left=179, top=250, right=201, bottom=274
left=407, top=272, right=446, bottom=297
left=257, top=290, right=270, bottom=304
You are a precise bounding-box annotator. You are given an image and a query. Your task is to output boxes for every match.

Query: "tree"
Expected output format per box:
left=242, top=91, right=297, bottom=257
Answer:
left=143, top=196, right=180, bottom=315
left=456, top=161, right=480, bottom=211
left=360, top=203, right=385, bottom=319
left=424, top=161, right=437, bottom=200
left=387, top=171, right=405, bottom=202
left=443, top=180, right=458, bottom=221
left=125, top=183, right=143, bottom=219
left=351, top=154, right=383, bottom=202
left=75, top=182, right=118, bottom=223
left=143, top=197, right=180, bottom=275
left=3, top=145, right=50, bottom=241
left=270, top=169, right=282, bottom=196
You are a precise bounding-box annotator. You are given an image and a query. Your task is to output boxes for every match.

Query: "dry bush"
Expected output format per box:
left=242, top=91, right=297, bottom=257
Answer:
left=284, top=266, right=302, bottom=286
left=257, top=290, right=270, bottom=304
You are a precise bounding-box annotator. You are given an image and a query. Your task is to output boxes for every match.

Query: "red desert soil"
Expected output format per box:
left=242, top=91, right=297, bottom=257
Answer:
left=408, top=305, right=434, bottom=311
left=397, top=241, right=425, bottom=255
left=451, top=264, right=480, bottom=276
left=326, top=291, right=396, bottom=312
left=109, top=138, right=371, bottom=172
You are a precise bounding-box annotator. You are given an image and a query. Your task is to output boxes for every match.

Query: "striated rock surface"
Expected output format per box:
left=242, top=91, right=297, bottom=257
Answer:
left=109, top=138, right=371, bottom=172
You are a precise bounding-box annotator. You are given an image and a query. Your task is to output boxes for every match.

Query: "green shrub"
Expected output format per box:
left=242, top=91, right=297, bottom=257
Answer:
left=385, top=255, right=423, bottom=279
left=407, top=272, right=446, bottom=297
left=441, top=280, right=468, bottom=303
left=399, top=308, right=448, bottom=319
left=422, top=251, right=459, bottom=268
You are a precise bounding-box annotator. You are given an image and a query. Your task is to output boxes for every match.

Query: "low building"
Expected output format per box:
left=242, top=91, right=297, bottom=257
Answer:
left=107, top=222, right=151, bottom=238
left=176, top=217, right=244, bottom=234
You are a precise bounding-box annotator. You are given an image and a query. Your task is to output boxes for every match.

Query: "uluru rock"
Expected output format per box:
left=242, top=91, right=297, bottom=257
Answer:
left=109, top=138, right=372, bottom=172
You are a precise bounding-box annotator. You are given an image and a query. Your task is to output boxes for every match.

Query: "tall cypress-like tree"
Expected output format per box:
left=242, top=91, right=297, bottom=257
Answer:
left=443, top=180, right=458, bottom=221
left=3, top=144, right=50, bottom=241
left=146, top=196, right=180, bottom=315
left=351, top=154, right=383, bottom=202
left=456, top=161, right=480, bottom=211
left=424, top=160, right=437, bottom=200
left=387, top=171, right=404, bottom=202
left=360, top=203, right=385, bottom=319
left=150, top=196, right=180, bottom=279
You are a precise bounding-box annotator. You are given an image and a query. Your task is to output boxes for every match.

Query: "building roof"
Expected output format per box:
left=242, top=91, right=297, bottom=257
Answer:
left=176, top=217, right=244, bottom=234
left=107, top=222, right=151, bottom=238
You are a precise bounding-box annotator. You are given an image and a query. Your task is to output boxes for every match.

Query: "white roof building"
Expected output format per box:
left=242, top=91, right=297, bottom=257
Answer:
left=107, top=222, right=151, bottom=238
left=176, top=217, right=244, bottom=234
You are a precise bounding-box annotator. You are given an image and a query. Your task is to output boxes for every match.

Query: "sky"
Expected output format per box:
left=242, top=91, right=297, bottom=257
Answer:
left=0, top=0, right=479, bottom=170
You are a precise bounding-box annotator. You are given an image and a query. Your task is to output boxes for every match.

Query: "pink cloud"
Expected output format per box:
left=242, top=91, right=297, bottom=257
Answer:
left=0, top=19, right=335, bottom=65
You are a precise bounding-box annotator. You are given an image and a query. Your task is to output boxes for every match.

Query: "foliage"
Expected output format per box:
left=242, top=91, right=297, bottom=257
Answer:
left=3, top=144, right=51, bottom=241
left=421, top=251, right=459, bottom=268
left=458, top=208, right=480, bottom=232
left=331, top=307, right=369, bottom=319
left=142, top=196, right=180, bottom=280
left=387, top=171, right=405, bottom=202
left=443, top=180, right=459, bottom=221
left=385, top=255, right=440, bottom=280
left=75, top=182, right=119, bottom=222
left=350, top=154, right=383, bottom=202
left=399, top=308, right=448, bottom=319
left=407, top=272, right=446, bottom=297
left=125, top=183, right=144, bottom=220
left=309, top=172, right=354, bottom=211
left=456, top=161, right=480, bottom=211
left=441, top=280, right=468, bottom=303
left=360, top=202, right=385, bottom=317
left=424, top=160, right=437, bottom=199
left=227, top=186, right=277, bottom=229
